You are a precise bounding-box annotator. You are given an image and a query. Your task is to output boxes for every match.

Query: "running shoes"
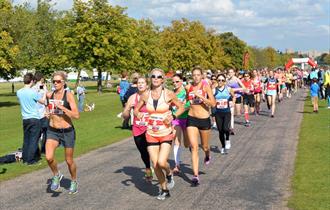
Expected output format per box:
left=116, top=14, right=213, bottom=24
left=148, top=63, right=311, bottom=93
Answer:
left=191, top=176, right=200, bottom=186
left=157, top=189, right=170, bottom=200
left=204, top=156, right=211, bottom=165
left=69, top=180, right=78, bottom=195
left=50, top=172, right=63, bottom=192
left=225, top=140, right=231, bottom=150
left=166, top=174, right=175, bottom=190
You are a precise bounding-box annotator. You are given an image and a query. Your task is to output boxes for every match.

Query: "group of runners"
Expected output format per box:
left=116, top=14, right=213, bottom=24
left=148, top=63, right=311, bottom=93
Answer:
left=120, top=66, right=305, bottom=200
left=44, top=65, right=324, bottom=199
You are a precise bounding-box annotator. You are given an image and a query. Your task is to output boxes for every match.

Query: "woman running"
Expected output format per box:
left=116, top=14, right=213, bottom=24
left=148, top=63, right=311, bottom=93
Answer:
left=186, top=67, right=216, bottom=186
left=252, top=69, right=262, bottom=114
left=122, top=76, right=152, bottom=181
left=226, top=69, right=246, bottom=134
left=210, top=75, right=218, bottom=129
left=264, top=70, right=279, bottom=117
left=241, top=72, right=255, bottom=126
left=45, top=71, right=80, bottom=194
left=171, top=74, right=190, bottom=174
left=134, top=68, right=184, bottom=200
left=213, top=74, right=236, bottom=154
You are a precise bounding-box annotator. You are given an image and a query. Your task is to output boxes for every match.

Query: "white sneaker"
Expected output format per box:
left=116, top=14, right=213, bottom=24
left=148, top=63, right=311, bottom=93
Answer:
left=212, top=122, right=217, bottom=129
left=220, top=148, right=225, bottom=155
left=116, top=112, right=122, bottom=118
left=225, top=140, right=231, bottom=150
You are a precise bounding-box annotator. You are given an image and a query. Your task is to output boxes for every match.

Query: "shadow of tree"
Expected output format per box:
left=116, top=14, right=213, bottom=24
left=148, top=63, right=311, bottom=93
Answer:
left=0, top=101, right=19, bottom=107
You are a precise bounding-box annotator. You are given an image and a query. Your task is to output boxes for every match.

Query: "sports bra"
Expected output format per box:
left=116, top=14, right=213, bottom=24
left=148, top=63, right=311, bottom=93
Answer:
left=48, top=90, right=71, bottom=115
left=187, top=83, right=207, bottom=105
left=132, top=93, right=148, bottom=136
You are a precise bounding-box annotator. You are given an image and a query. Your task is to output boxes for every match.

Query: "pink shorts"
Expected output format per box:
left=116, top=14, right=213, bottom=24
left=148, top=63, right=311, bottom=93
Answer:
left=172, top=118, right=187, bottom=130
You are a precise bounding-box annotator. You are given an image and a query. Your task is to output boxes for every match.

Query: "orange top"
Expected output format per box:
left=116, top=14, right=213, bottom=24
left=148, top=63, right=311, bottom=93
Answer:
left=146, top=89, right=172, bottom=137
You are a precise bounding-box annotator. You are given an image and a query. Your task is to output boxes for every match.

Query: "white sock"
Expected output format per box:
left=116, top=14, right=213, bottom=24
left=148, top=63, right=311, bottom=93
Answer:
left=173, top=145, right=181, bottom=166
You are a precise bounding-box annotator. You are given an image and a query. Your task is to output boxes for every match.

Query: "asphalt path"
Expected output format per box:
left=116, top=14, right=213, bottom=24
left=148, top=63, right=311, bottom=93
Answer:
left=0, top=90, right=306, bottom=210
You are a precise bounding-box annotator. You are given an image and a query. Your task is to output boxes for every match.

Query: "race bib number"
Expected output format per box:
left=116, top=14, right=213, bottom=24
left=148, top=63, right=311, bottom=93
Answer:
left=48, top=99, right=64, bottom=115
left=136, top=113, right=149, bottom=126
left=216, top=99, right=228, bottom=109
left=148, top=116, right=164, bottom=132
left=189, top=90, right=203, bottom=104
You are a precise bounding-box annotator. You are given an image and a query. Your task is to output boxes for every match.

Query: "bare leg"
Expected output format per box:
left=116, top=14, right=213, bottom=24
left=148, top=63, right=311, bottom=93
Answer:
left=45, top=139, right=59, bottom=176
left=187, top=127, right=200, bottom=176
left=65, top=148, right=77, bottom=180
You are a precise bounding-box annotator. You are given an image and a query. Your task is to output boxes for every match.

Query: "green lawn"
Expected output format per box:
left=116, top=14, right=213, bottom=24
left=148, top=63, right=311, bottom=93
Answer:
left=288, top=97, right=330, bottom=210
left=0, top=81, right=131, bottom=182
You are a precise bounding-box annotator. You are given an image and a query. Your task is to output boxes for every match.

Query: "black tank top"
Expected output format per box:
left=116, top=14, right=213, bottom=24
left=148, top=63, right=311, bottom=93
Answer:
left=50, top=90, right=71, bottom=110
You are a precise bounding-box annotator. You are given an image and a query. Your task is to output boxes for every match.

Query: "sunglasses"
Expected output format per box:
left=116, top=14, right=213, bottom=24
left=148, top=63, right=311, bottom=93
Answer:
left=218, top=79, right=226, bottom=82
left=211, top=78, right=216, bottom=80
left=244, top=75, right=250, bottom=77
left=52, top=80, right=63, bottom=84
left=151, top=75, right=163, bottom=79
left=173, top=80, right=181, bottom=83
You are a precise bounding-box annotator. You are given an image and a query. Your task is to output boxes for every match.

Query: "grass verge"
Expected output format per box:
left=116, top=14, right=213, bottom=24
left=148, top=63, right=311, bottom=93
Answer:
left=288, top=97, right=330, bottom=210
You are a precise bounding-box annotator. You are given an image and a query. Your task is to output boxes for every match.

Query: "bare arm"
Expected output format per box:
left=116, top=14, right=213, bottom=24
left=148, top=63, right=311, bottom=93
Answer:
left=122, top=94, right=135, bottom=120
left=230, top=88, right=236, bottom=104
left=195, top=85, right=216, bottom=107
left=134, top=92, right=148, bottom=119
left=168, top=90, right=184, bottom=118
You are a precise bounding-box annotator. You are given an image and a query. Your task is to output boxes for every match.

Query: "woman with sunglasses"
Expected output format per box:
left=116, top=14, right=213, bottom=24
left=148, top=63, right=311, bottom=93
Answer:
left=227, top=69, right=246, bottom=134
left=45, top=71, right=80, bottom=194
left=185, top=67, right=216, bottom=186
left=213, top=74, right=236, bottom=154
left=122, top=76, right=152, bottom=182
left=134, top=68, right=184, bottom=200
left=171, top=74, right=190, bottom=174
left=241, top=72, right=255, bottom=126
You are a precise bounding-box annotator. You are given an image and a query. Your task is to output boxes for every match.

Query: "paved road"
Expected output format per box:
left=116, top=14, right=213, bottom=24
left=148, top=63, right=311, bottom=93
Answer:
left=0, top=90, right=306, bottom=210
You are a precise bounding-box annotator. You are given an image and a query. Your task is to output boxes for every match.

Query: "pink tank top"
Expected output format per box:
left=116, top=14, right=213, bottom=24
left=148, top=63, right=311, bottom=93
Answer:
left=132, top=93, right=148, bottom=137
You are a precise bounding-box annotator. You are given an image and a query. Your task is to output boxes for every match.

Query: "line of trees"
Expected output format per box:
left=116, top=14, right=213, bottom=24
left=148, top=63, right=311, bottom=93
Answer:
left=0, top=0, right=314, bottom=92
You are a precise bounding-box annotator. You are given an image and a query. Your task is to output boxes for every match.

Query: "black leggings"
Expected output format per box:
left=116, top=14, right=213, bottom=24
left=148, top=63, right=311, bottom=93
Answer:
left=134, top=132, right=151, bottom=169
left=215, top=112, right=231, bottom=148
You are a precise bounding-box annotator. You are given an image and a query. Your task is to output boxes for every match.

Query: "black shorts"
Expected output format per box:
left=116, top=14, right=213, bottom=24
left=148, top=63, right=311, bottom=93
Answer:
left=243, top=94, right=255, bottom=107
left=187, top=115, right=211, bottom=130
left=47, top=126, right=76, bottom=148
left=235, top=96, right=242, bottom=104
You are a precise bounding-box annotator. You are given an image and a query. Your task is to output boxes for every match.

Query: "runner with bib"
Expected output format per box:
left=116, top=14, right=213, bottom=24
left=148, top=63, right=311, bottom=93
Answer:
left=264, top=70, right=279, bottom=117
left=213, top=74, right=236, bottom=154
left=185, top=67, right=216, bottom=186
left=45, top=71, right=80, bottom=194
left=171, top=74, right=190, bottom=174
left=134, top=68, right=184, bottom=200
left=122, top=77, right=152, bottom=181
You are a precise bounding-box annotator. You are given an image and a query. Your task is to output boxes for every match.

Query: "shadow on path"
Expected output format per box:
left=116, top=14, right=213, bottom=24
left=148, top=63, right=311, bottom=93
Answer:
left=0, top=101, right=19, bottom=107
left=45, top=177, right=72, bottom=197
left=114, top=166, right=159, bottom=196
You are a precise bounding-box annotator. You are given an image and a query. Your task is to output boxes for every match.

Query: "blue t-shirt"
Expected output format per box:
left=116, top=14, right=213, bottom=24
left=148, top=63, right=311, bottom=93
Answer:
left=119, top=80, right=130, bottom=100
left=310, top=83, right=320, bottom=97
left=17, top=87, right=41, bottom=119
left=309, top=71, right=318, bottom=80
left=214, top=86, right=231, bottom=113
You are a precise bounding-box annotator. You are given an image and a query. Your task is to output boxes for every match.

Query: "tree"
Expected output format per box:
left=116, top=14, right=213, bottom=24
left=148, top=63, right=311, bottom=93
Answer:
left=131, top=19, right=163, bottom=74
left=218, top=32, right=247, bottom=70
left=0, top=31, right=19, bottom=79
left=160, top=18, right=210, bottom=73
left=62, top=0, right=135, bottom=93
left=0, top=0, right=19, bottom=79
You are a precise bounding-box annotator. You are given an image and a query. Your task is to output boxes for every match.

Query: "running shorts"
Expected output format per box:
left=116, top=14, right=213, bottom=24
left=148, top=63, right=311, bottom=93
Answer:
left=172, top=118, right=187, bottom=130
left=186, top=115, right=211, bottom=130
left=235, top=96, right=242, bottom=104
left=47, top=126, right=76, bottom=148
left=243, top=94, right=255, bottom=107
left=146, top=133, right=173, bottom=146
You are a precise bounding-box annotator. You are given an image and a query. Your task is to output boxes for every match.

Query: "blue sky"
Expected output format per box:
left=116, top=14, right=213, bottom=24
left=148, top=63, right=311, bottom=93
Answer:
left=13, top=0, right=330, bottom=52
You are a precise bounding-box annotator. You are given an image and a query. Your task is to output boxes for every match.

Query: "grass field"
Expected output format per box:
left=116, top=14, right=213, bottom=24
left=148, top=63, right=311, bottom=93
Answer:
left=288, top=97, right=330, bottom=210
left=0, top=81, right=131, bottom=182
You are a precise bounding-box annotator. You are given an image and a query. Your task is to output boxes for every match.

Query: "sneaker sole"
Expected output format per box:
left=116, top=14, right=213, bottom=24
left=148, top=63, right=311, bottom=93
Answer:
left=69, top=190, right=78, bottom=195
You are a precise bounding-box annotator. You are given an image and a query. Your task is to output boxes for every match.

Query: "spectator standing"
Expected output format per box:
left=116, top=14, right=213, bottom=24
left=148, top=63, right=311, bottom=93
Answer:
left=76, top=81, right=86, bottom=112
left=119, top=71, right=130, bottom=129
left=17, top=73, right=45, bottom=165
left=310, top=78, right=320, bottom=113
left=32, top=72, right=48, bottom=154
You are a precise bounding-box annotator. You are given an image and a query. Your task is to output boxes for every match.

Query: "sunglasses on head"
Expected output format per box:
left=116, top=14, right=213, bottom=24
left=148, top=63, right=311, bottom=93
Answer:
left=151, top=75, right=163, bottom=79
left=52, top=80, right=63, bottom=84
left=218, top=79, right=226, bottom=82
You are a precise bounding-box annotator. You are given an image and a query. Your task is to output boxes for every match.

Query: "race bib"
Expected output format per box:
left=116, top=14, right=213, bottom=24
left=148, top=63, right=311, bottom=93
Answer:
left=148, top=116, right=164, bottom=132
left=189, top=90, right=203, bottom=104
left=216, top=99, right=228, bottom=109
left=48, top=99, right=64, bottom=115
left=136, top=113, right=149, bottom=126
